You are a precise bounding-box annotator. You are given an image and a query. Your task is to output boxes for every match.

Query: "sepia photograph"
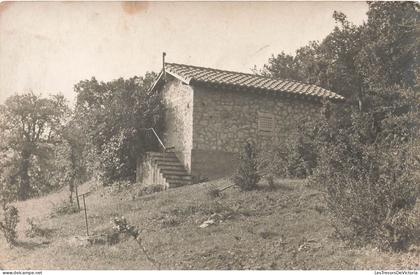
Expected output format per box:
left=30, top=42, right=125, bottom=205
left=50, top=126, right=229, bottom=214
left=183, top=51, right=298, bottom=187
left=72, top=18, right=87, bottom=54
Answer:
left=0, top=0, right=419, bottom=272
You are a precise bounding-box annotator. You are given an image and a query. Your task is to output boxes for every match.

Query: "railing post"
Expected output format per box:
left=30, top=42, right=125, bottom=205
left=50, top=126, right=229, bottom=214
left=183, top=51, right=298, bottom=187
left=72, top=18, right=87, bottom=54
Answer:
left=75, top=181, right=80, bottom=211
left=82, top=194, right=89, bottom=236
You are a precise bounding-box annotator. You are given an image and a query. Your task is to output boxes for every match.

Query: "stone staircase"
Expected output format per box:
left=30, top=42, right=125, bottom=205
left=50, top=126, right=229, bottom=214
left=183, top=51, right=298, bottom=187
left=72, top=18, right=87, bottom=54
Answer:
left=144, top=151, right=192, bottom=188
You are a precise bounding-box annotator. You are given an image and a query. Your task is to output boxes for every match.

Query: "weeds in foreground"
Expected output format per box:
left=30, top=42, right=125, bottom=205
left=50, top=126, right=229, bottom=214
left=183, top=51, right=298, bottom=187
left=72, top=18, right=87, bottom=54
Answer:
left=161, top=217, right=180, bottom=228
left=207, top=185, right=223, bottom=198
left=132, top=185, right=166, bottom=200
left=112, top=216, right=161, bottom=269
left=25, top=218, right=54, bottom=238
left=50, top=200, right=79, bottom=218
left=206, top=182, right=236, bottom=199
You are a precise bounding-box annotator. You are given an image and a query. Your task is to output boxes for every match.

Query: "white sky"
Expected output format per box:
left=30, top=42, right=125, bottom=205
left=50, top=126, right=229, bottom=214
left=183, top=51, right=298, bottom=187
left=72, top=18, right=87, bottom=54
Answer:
left=0, top=1, right=368, bottom=105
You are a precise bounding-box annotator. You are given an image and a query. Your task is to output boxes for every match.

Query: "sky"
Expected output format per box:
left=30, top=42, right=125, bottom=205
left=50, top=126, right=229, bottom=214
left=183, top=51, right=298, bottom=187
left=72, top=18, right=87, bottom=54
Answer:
left=0, top=1, right=368, bottom=105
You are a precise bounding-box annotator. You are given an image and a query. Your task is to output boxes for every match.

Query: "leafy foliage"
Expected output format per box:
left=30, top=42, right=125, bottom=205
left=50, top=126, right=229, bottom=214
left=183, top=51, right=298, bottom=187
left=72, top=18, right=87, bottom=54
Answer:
left=260, top=118, right=320, bottom=179
left=0, top=205, right=19, bottom=246
left=310, top=96, right=419, bottom=250
left=264, top=2, right=419, bottom=250
left=112, top=216, right=160, bottom=268
left=0, top=93, right=70, bottom=200
left=25, top=218, right=54, bottom=238
left=73, top=73, right=164, bottom=184
left=264, top=2, right=417, bottom=104
left=49, top=200, right=80, bottom=218
left=234, top=142, right=261, bottom=191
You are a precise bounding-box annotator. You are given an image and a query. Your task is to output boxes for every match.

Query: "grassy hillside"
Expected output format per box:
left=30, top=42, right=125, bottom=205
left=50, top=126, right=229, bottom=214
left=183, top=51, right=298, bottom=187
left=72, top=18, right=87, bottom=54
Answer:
left=1, top=178, right=419, bottom=270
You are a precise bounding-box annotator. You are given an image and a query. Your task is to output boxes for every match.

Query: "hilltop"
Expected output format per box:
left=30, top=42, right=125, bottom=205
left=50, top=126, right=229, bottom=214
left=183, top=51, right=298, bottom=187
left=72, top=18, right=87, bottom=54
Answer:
left=1, top=178, right=419, bottom=270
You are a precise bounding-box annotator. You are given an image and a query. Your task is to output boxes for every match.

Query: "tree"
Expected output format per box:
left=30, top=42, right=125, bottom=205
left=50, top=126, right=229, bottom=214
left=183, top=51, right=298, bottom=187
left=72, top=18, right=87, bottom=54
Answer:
left=50, top=118, right=87, bottom=204
left=73, top=73, right=164, bottom=184
left=264, top=1, right=419, bottom=250
left=264, top=12, right=363, bottom=102
left=0, top=93, right=70, bottom=200
left=355, top=2, right=417, bottom=91
left=234, top=142, right=261, bottom=191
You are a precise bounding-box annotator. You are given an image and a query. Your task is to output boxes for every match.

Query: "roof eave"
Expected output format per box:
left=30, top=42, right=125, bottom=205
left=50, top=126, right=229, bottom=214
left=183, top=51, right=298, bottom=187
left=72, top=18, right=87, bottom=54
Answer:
left=148, top=70, right=165, bottom=93
left=190, top=80, right=345, bottom=103
left=149, top=69, right=193, bottom=94
left=165, top=70, right=191, bottom=85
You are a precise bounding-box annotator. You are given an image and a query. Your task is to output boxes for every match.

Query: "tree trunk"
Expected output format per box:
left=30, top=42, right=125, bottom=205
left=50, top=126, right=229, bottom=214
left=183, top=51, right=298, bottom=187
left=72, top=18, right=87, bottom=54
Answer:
left=69, top=186, right=73, bottom=204
left=69, top=178, right=74, bottom=204
left=18, top=151, right=31, bottom=201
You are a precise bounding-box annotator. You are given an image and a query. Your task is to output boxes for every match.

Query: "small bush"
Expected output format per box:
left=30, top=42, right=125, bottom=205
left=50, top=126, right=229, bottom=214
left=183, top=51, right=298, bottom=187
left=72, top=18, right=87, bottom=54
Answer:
left=0, top=205, right=19, bottom=246
left=106, top=231, right=121, bottom=245
left=104, top=180, right=133, bottom=195
left=266, top=175, right=276, bottom=190
left=115, top=180, right=132, bottom=192
left=148, top=184, right=165, bottom=193
left=50, top=201, right=79, bottom=217
left=112, top=216, right=160, bottom=268
left=141, top=184, right=165, bottom=195
left=207, top=185, right=222, bottom=199
left=310, top=113, right=419, bottom=251
left=25, top=218, right=53, bottom=238
left=234, top=142, right=261, bottom=191
left=161, top=217, right=180, bottom=228
left=259, top=118, right=319, bottom=179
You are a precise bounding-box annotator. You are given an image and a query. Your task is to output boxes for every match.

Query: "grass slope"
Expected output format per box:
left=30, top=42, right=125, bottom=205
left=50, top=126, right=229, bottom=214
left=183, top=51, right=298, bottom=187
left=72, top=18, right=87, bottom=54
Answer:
left=1, top=178, right=419, bottom=270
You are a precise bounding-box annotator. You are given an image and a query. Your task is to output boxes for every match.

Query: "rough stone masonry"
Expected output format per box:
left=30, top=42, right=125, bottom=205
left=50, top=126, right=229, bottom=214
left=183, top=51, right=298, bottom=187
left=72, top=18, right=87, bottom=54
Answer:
left=161, top=77, right=322, bottom=182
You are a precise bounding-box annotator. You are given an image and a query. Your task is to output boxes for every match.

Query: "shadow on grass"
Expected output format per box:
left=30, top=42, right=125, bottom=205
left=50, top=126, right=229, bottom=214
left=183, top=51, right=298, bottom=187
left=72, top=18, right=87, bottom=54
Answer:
left=14, top=240, right=50, bottom=250
left=257, top=183, right=295, bottom=192
left=26, top=228, right=56, bottom=239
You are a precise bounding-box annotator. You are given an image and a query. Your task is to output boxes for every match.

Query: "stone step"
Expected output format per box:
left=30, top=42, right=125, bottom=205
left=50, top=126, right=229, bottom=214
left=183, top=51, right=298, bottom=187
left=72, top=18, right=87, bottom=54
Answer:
left=147, top=152, right=177, bottom=158
left=144, top=151, right=191, bottom=188
left=160, top=169, right=190, bottom=175
left=155, top=160, right=185, bottom=167
left=163, top=174, right=193, bottom=180
left=155, top=160, right=185, bottom=170
left=149, top=153, right=178, bottom=158
left=152, top=157, right=180, bottom=164
left=159, top=168, right=189, bottom=176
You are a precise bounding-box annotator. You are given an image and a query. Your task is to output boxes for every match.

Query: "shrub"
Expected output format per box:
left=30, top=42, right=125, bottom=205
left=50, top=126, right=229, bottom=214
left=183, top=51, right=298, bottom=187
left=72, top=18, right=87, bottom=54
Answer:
left=50, top=200, right=79, bottom=217
left=25, top=218, right=54, bottom=238
left=105, top=180, right=133, bottom=195
left=259, top=118, right=319, bottom=179
left=207, top=185, right=222, bottom=198
left=310, top=106, right=419, bottom=251
left=112, top=216, right=160, bottom=268
left=266, top=175, right=276, bottom=190
left=234, top=142, right=261, bottom=191
left=0, top=205, right=19, bottom=246
left=161, top=217, right=180, bottom=228
left=140, top=184, right=165, bottom=195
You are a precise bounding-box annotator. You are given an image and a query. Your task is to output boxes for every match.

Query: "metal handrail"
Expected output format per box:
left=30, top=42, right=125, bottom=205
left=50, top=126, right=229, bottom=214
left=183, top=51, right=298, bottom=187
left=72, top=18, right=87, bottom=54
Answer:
left=142, top=128, right=166, bottom=151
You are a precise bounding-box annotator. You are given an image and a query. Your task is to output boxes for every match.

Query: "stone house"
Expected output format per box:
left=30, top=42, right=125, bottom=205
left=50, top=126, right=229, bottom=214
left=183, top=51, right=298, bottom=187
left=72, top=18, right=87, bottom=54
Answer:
left=138, top=59, right=344, bottom=188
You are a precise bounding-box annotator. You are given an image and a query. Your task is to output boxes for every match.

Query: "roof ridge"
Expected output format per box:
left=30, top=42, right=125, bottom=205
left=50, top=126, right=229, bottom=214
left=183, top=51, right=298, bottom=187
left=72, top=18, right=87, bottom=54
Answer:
left=166, top=62, right=281, bottom=80
left=166, top=62, right=317, bottom=87
left=163, top=62, right=344, bottom=101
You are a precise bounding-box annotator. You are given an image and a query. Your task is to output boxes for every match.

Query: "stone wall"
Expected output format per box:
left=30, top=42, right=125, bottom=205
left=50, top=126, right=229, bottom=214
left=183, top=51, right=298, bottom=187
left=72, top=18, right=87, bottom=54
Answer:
left=161, top=77, right=194, bottom=171
left=190, top=149, right=239, bottom=182
left=192, top=86, right=321, bottom=152
left=190, top=85, right=322, bottom=180
left=160, top=78, right=323, bottom=181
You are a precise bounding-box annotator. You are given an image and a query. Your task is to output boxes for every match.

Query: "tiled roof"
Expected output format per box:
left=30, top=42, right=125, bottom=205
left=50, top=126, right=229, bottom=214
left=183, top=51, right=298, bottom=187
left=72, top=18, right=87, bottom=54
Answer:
left=159, top=62, right=344, bottom=101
